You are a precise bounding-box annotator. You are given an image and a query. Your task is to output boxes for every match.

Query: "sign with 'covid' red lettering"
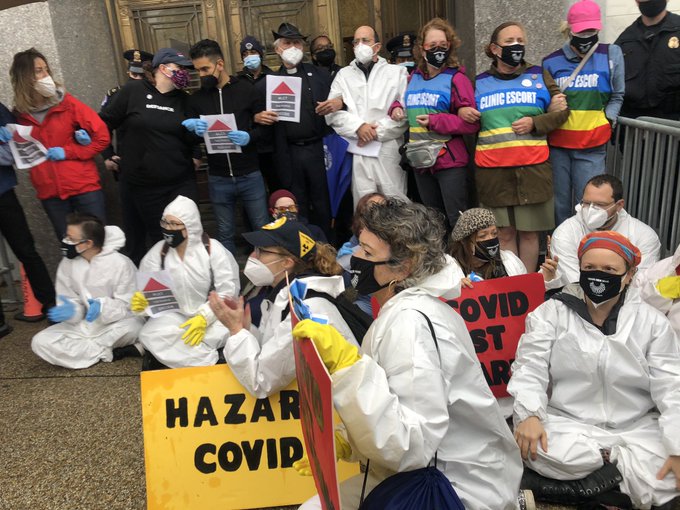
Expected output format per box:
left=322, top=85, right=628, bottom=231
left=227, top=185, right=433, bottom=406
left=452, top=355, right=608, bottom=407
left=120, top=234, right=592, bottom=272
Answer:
left=446, top=273, right=545, bottom=398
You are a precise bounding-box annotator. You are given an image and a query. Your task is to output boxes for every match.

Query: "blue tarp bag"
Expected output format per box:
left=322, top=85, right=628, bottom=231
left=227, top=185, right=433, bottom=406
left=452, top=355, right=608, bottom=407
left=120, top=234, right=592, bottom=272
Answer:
left=358, top=311, right=466, bottom=510
left=358, top=460, right=465, bottom=510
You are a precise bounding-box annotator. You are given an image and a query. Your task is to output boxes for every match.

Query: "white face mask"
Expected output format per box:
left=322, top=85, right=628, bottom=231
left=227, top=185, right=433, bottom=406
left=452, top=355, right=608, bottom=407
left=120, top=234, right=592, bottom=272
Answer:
left=281, top=47, right=303, bottom=67
left=575, top=203, right=616, bottom=231
left=243, top=257, right=283, bottom=287
left=35, top=75, right=57, bottom=98
left=354, top=43, right=375, bottom=65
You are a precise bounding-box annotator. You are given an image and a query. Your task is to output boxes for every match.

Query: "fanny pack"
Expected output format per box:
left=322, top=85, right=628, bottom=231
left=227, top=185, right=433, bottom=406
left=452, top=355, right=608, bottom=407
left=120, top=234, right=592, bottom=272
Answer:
left=402, top=139, right=446, bottom=169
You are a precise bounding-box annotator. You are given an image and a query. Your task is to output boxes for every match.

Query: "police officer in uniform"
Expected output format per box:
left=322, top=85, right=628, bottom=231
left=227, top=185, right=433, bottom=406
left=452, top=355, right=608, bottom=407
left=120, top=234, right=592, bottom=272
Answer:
left=615, top=0, right=680, bottom=120
left=385, top=32, right=416, bottom=71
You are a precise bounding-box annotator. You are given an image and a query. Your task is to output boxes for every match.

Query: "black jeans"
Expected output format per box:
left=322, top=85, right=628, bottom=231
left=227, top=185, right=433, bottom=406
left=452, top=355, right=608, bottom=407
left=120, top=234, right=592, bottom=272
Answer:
left=414, top=167, right=468, bottom=231
left=288, top=141, right=332, bottom=238
left=0, top=189, right=55, bottom=312
left=125, top=179, right=198, bottom=264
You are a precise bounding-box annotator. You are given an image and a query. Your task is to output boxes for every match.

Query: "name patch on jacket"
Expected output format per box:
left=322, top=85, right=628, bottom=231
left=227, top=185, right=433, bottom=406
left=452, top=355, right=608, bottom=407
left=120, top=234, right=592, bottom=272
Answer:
left=146, top=104, right=175, bottom=112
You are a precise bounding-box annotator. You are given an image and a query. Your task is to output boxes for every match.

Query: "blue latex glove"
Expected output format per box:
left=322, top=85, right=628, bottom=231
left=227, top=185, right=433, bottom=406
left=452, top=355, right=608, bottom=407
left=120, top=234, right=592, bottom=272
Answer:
left=182, top=118, right=208, bottom=136
left=46, top=147, right=66, bottom=161
left=75, top=129, right=91, bottom=146
left=0, top=126, right=11, bottom=143
left=337, top=241, right=356, bottom=258
left=47, top=295, right=76, bottom=323
left=85, top=298, right=102, bottom=322
left=227, top=130, right=250, bottom=146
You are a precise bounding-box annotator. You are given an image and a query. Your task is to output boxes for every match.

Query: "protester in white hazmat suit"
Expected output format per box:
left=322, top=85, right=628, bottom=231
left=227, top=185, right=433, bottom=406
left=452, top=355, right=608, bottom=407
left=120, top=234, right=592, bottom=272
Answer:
left=325, top=25, right=408, bottom=206
left=134, top=195, right=239, bottom=368
left=294, top=199, right=523, bottom=510
left=32, top=214, right=143, bottom=369
left=548, top=174, right=660, bottom=290
left=208, top=217, right=359, bottom=398
left=635, top=242, right=680, bottom=337
left=509, top=231, right=680, bottom=509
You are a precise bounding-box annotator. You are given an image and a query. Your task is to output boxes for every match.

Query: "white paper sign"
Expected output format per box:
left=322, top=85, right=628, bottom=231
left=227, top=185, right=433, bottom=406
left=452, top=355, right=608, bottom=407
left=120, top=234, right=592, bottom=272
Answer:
left=343, top=137, right=382, bottom=158
left=136, top=270, right=180, bottom=318
left=266, top=75, right=302, bottom=123
left=200, top=114, right=242, bottom=154
left=6, top=124, right=48, bottom=169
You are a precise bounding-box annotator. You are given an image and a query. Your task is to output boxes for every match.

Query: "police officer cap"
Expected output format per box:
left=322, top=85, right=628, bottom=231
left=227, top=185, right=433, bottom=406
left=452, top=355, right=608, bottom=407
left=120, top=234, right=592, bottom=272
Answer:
left=123, top=49, right=153, bottom=74
left=272, top=22, right=308, bottom=42
left=240, top=36, right=265, bottom=56
left=386, top=33, right=416, bottom=59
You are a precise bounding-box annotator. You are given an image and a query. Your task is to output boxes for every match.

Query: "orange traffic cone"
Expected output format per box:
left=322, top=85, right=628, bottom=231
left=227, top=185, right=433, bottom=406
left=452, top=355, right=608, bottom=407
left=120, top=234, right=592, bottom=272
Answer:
left=14, top=264, right=45, bottom=322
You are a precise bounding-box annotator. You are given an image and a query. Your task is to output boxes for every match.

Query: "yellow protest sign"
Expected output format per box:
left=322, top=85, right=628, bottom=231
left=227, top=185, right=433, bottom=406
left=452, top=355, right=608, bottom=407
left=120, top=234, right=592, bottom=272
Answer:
left=141, top=364, right=357, bottom=510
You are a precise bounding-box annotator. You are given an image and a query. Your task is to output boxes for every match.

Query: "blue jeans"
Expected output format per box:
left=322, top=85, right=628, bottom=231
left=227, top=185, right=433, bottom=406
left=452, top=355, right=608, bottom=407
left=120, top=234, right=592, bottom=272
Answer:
left=41, top=189, right=107, bottom=239
left=551, top=144, right=607, bottom=227
left=208, top=172, right=269, bottom=254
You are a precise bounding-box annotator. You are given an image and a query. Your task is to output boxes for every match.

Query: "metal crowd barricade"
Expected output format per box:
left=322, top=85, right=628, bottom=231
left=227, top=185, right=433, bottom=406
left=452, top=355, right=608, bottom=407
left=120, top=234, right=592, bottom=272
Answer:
left=606, top=116, right=680, bottom=257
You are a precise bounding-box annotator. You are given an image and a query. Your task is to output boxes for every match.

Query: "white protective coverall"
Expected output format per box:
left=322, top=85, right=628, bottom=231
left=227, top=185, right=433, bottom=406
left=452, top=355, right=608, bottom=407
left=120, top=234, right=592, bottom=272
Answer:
left=450, top=250, right=527, bottom=418
left=635, top=243, right=680, bottom=336
left=31, top=226, right=143, bottom=369
left=225, top=275, right=359, bottom=398
left=300, top=256, right=523, bottom=510
left=507, top=284, right=680, bottom=509
left=138, top=196, right=240, bottom=368
left=547, top=209, right=661, bottom=290
left=325, top=56, right=408, bottom=206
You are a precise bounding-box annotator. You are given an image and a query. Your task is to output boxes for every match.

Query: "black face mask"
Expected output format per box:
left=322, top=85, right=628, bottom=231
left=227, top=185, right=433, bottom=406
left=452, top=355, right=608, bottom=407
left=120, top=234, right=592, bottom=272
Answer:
left=579, top=269, right=625, bottom=304
left=571, top=33, right=599, bottom=54
left=349, top=256, right=391, bottom=295
left=275, top=211, right=299, bottom=222
left=474, top=238, right=501, bottom=261
left=200, top=74, right=219, bottom=90
left=638, top=0, right=667, bottom=18
left=161, top=227, right=186, bottom=248
left=61, top=241, right=85, bottom=259
left=314, top=49, right=336, bottom=67
left=425, top=47, right=450, bottom=68
left=498, top=43, right=525, bottom=67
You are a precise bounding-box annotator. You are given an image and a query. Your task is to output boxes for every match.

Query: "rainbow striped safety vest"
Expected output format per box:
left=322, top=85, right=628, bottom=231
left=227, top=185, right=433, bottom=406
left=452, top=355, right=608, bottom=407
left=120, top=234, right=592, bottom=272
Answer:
left=543, top=44, right=612, bottom=149
left=475, top=65, right=551, bottom=168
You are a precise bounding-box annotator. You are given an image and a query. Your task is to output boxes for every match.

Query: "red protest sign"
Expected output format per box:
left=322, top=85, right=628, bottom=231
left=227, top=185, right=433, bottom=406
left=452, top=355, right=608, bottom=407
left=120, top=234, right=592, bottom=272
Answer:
left=290, top=293, right=343, bottom=510
left=445, top=273, right=545, bottom=398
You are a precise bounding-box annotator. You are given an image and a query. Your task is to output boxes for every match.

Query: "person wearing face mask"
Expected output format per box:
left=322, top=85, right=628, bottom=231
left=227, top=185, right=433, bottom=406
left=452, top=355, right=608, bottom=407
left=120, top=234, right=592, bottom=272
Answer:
left=268, top=189, right=327, bottom=242
left=543, top=0, right=625, bottom=226
left=385, top=32, right=417, bottom=71
left=325, top=25, right=409, bottom=208
left=9, top=48, right=110, bottom=240
left=132, top=196, right=239, bottom=369
left=310, top=35, right=342, bottom=79
left=294, top=198, right=524, bottom=510
left=207, top=216, right=359, bottom=398
left=186, top=39, right=269, bottom=255
left=467, top=22, right=570, bottom=275
left=100, top=48, right=200, bottom=266
left=615, top=0, right=680, bottom=120
left=253, top=23, right=336, bottom=239
left=548, top=174, right=661, bottom=291
left=391, top=18, right=479, bottom=230
left=30, top=213, right=144, bottom=369
left=509, top=231, right=680, bottom=509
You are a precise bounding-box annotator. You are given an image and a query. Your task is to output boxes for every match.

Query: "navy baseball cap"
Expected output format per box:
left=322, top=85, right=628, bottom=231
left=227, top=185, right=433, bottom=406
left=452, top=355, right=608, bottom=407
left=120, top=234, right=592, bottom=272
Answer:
left=152, top=48, right=193, bottom=68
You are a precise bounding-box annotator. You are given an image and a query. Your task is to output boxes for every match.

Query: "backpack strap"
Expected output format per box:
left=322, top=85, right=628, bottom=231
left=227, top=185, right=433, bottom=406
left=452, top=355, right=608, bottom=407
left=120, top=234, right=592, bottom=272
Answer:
left=160, top=242, right=170, bottom=270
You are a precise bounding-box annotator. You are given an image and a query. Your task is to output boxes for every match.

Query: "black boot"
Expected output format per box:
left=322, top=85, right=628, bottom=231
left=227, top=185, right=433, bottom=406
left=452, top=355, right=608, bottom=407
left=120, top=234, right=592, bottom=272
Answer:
left=141, top=351, right=168, bottom=371
left=521, top=463, right=624, bottom=506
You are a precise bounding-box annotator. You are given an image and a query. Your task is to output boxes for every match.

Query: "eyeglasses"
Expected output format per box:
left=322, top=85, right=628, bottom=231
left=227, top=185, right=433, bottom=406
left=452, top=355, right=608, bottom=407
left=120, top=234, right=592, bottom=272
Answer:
left=160, top=219, right=185, bottom=229
left=313, top=44, right=334, bottom=53
left=423, top=43, right=450, bottom=51
left=61, top=237, right=88, bottom=246
left=255, top=247, right=285, bottom=258
left=580, top=200, right=616, bottom=209
left=352, top=38, right=375, bottom=46
left=274, top=205, right=298, bottom=213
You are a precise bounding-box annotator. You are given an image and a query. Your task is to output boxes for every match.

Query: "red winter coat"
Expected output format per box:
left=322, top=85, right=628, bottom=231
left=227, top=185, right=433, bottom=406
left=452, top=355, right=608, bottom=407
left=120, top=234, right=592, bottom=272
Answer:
left=15, top=93, right=110, bottom=200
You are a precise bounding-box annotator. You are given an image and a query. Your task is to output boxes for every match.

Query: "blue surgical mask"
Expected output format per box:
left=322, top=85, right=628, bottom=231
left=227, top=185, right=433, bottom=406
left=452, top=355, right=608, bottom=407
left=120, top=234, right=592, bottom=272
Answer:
left=398, top=61, right=415, bottom=68
left=244, top=55, right=261, bottom=70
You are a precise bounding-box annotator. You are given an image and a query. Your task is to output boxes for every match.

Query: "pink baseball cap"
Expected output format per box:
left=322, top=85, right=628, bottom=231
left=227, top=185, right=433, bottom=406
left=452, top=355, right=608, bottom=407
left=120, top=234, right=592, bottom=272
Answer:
left=568, top=0, right=602, bottom=33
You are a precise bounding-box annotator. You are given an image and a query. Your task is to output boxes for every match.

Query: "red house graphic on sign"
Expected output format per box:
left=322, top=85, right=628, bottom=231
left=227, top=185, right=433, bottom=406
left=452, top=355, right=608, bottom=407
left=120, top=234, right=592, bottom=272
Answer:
left=144, top=278, right=168, bottom=292
left=208, top=119, right=232, bottom=131
left=272, top=81, right=295, bottom=102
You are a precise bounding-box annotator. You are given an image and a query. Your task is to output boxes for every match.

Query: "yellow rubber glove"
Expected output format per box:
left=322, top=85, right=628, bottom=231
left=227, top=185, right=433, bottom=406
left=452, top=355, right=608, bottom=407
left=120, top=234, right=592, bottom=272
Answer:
left=130, top=291, right=148, bottom=313
left=180, top=314, right=208, bottom=346
left=292, top=319, right=360, bottom=374
left=292, top=431, right=352, bottom=476
left=657, top=275, right=680, bottom=300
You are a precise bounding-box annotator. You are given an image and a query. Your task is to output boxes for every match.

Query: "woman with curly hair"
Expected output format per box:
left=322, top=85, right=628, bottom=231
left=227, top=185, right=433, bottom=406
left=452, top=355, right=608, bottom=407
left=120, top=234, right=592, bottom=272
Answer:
left=295, top=198, right=523, bottom=509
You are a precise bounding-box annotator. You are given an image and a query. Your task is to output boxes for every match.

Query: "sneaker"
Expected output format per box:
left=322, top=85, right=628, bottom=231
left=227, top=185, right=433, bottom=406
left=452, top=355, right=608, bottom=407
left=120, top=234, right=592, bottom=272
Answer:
left=518, top=489, right=536, bottom=510
left=0, top=323, right=13, bottom=339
